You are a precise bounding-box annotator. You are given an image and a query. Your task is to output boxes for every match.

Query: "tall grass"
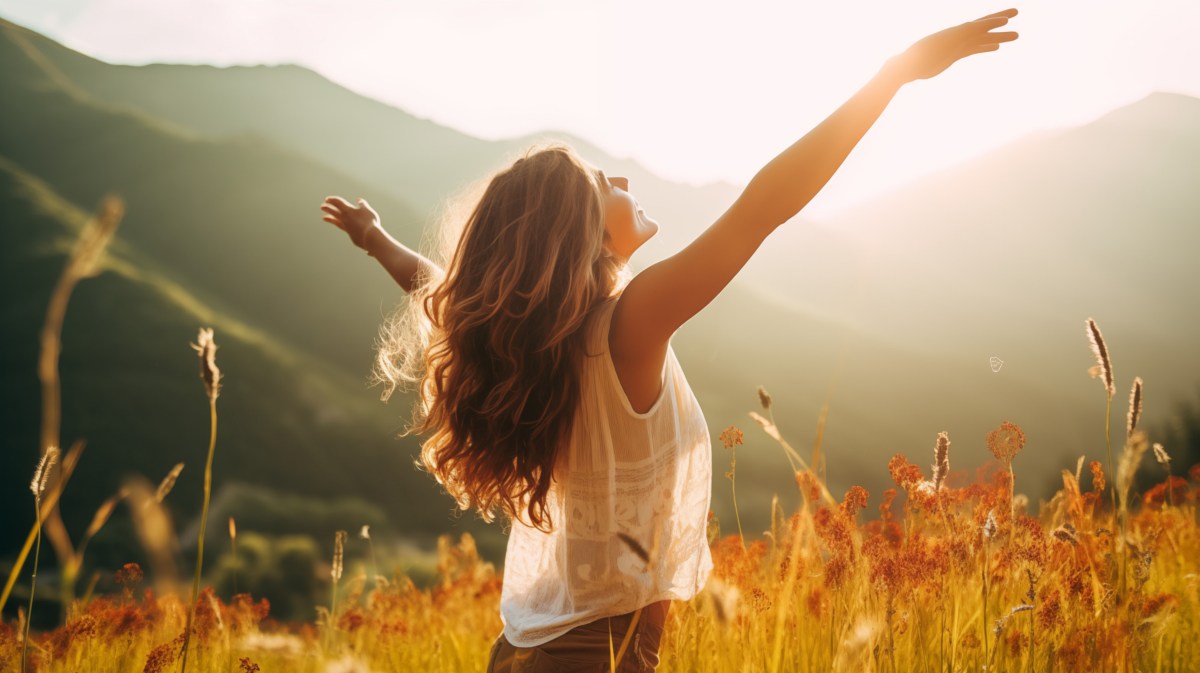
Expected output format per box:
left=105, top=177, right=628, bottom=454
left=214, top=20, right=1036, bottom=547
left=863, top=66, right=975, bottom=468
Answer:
left=179, top=327, right=222, bottom=673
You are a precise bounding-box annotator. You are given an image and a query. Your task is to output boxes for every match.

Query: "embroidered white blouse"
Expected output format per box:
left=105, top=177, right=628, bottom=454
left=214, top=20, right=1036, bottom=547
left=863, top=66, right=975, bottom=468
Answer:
left=499, top=295, right=714, bottom=647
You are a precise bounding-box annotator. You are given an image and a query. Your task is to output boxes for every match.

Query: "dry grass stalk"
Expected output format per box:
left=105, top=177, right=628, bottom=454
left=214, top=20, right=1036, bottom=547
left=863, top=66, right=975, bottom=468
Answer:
left=333, top=531, right=347, bottom=584
left=22, top=446, right=62, bottom=672
left=932, top=431, right=950, bottom=491
left=30, top=448, right=60, bottom=498
left=38, top=196, right=125, bottom=573
left=1085, top=318, right=1114, bottom=398
left=1152, top=443, right=1170, bottom=466
left=757, top=386, right=773, bottom=410
left=1126, top=377, right=1143, bottom=438
left=123, top=476, right=181, bottom=594
left=0, top=440, right=86, bottom=615
left=192, top=328, right=222, bottom=402
left=181, top=327, right=222, bottom=673
left=155, top=463, right=186, bottom=504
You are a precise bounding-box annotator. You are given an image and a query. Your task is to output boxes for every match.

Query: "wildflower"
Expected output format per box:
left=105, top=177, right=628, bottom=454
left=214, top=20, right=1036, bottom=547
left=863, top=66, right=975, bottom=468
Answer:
left=229, top=516, right=237, bottom=540
left=1085, top=318, right=1114, bottom=398
left=719, top=426, right=744, bottom=449
left=932, top=431, right=950, bottom=491
left=986, top=421, right=1026, bottom=463
left=839, top=486, right=869, bottom=520
left=887, top=454, right=923, bottom=491
left=191, top=327, right=221, bottom=401
left=1127, top=377, right=1143, bottom=438
left=1089, top=461, right=1106, bottom=494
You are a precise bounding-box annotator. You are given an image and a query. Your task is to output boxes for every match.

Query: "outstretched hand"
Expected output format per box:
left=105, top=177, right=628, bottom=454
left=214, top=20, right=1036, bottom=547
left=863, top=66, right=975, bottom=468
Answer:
left=889, top=8, right=1019, bottom=83
left=320, top=195, right=382, bottom=251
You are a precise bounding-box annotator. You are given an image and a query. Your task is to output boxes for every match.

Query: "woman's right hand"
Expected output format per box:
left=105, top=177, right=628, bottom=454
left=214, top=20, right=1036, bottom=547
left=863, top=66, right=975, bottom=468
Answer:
left=320, top=195, right=383, bottom=251
left=887, top=8, right=1019, bottom=83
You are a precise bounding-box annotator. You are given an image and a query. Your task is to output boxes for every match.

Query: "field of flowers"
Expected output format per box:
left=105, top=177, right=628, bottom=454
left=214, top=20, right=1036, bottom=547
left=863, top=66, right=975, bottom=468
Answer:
left=2, top=198, right=1197, bottom=672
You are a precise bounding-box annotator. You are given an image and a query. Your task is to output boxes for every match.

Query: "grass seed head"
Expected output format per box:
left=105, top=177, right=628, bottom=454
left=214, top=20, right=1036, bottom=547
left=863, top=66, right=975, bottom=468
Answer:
left=1127, top=376, right=1143, bottom=438
left=154, top=462, right=185, bottom=503
left=1152, top=443, right=1170, bottom=465
left=756, top=386, right=772, bottom=410
left=191, top=327, right=221, bottom=401
left=1085, top=318, right=1114, bottom=398
left=30, top=446, right=60, bottom=498
left=332, top=530, right=347, bottom=582
left=932, top=431, right=950, bottom=491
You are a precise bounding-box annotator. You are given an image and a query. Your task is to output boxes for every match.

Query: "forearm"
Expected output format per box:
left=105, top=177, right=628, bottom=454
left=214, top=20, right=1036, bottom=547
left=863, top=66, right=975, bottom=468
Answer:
left=741, top=61, right=907, bottom=228
left=363, top=226, right=440, bottom=294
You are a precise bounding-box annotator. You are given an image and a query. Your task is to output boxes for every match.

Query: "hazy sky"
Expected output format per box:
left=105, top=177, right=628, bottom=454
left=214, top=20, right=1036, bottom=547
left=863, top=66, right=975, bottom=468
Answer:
left=3, top=0, right=1198, bottom=217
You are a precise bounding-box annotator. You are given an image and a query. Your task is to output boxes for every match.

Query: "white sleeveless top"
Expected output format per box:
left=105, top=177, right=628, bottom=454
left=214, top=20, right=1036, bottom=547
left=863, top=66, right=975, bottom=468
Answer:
left=499, top=295, right=714, bottom=647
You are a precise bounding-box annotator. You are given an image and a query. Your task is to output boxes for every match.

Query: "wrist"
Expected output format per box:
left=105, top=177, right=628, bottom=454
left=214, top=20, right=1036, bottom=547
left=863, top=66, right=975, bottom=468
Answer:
left=361, top=225, right=388, bottom=256
left=878, top=56, right=912, bottom=90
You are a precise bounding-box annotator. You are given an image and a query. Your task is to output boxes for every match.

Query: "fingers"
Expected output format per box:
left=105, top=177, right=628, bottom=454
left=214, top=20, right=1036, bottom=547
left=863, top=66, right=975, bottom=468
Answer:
left=976, top=8, right=1018, bottom=22
left=982, top=31, right=1019, bottom=45
left=323, top=195, right=356, bottom=213
left=320, top=201, right=348, bottom=232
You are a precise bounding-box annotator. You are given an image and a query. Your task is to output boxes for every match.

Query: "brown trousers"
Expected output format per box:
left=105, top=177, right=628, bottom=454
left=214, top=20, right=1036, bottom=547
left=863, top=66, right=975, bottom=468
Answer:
left=485, top=600, right=671, bottom=673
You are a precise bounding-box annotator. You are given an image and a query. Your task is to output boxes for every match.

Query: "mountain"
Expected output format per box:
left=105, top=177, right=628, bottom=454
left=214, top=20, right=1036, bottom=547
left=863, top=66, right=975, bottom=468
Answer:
left=4, top=17, right=743, bottom=260
left=2, top=14, right=1196, bottom=568
left=0, top=156, right=499, bottom=568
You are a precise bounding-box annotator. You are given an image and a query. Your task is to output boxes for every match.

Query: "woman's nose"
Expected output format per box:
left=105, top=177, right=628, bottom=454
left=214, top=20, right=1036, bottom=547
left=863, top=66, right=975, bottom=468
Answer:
left=609, top=176, right=630, bottom=192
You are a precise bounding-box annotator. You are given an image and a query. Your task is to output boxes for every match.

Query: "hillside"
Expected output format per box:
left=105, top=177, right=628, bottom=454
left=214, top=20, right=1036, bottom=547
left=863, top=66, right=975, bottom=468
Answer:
left=0, top=157, right=498, bottom=568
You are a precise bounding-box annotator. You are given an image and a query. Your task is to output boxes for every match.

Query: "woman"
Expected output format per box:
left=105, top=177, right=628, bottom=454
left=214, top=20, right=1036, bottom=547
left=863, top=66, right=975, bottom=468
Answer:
left=320, top=9, right=1018, bottom=671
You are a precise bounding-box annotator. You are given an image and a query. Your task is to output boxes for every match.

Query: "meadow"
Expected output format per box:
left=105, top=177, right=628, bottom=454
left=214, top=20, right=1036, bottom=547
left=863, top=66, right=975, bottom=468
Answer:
left=1, top=199, right=1196, bottom=673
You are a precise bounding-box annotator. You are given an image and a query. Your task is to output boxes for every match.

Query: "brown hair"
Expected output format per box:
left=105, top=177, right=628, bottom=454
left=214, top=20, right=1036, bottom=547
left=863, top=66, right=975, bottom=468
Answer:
left=373, top=144, right=628, bottom=531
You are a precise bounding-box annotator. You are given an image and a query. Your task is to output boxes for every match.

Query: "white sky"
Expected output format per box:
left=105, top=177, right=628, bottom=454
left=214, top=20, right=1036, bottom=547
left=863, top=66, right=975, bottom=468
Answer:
left=3, top=0, right=1198, bottom=218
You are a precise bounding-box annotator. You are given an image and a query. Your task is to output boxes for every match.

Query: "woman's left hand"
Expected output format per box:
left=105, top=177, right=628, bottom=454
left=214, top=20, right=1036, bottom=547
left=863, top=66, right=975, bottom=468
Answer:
left=888, top=8, right=1019, bottom=83
left=320, top=195, right=383, bottom=251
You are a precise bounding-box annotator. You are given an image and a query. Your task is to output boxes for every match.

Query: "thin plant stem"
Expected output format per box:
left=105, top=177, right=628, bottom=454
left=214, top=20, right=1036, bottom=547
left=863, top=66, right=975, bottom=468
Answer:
left=180, top=396, right=218, bottom=672
left=730, top=445, right=746, bottom=551
left=1028, top=605, right=1035, bottom=673
left=20, top=495, right=44, bottom=673
left=982, top=538, right=989, bottom=667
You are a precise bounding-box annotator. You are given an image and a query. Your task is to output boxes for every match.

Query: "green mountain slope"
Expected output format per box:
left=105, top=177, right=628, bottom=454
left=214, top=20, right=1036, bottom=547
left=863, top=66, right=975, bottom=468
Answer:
left=0, top=18, right=431, bottom=378
left=0, top=156, right=496, bottom=567
left=807, top=92, right=1200, bottom=416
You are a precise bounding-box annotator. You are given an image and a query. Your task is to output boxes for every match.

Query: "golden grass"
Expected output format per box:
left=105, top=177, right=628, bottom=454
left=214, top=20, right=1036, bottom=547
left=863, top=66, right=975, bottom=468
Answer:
left=5, top=364, right=1197, bottom=673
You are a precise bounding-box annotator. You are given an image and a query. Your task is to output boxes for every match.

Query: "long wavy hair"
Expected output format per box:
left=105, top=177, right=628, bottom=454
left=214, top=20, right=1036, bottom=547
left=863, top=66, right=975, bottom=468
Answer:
left=372, top=144, right=630, bottom=532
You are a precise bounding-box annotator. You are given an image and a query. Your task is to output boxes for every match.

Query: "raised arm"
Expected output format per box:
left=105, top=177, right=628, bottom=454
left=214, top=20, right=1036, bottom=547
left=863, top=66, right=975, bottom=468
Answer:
left=611, top=9, right=1019, bottom=365
left=320, top=195, right=443, bottom=294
